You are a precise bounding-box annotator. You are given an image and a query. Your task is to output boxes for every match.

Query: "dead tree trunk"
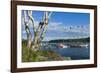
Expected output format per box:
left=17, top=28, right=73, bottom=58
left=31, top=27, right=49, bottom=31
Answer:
left=32, top=12, right=50, bottom=51
left=23, top=11, right=52, bottom=51
left=23, top=11, right=32, bottom=48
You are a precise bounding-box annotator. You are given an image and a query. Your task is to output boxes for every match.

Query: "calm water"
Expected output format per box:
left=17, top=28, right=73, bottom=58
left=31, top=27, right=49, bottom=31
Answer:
left=41, top=45, right=90, bottom=60
left=56, top=48, right=90, bottom=60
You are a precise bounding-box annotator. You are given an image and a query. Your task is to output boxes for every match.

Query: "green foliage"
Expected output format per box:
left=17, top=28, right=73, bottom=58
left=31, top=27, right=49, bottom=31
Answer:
left=22, top=42, right=71, bottom=62
left=49, top=37, right=90, bottom=43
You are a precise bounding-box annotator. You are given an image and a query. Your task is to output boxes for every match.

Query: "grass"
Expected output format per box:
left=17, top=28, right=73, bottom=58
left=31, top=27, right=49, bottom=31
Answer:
left=22, top=42, right=71, bottom=62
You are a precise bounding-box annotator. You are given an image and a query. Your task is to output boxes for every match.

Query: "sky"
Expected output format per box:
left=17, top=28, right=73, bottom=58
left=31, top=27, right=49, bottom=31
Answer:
left=21, top=10, right=90, bottom=41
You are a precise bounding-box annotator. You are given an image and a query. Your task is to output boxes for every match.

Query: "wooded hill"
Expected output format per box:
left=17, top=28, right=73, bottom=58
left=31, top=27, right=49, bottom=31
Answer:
left=49, top=37, right=90, bottom=43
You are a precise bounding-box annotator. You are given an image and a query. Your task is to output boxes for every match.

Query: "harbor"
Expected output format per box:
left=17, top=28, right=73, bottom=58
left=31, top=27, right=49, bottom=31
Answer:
left=41, top=42, right=90, bottom=49
left=40, top=42, right=90, bottom=60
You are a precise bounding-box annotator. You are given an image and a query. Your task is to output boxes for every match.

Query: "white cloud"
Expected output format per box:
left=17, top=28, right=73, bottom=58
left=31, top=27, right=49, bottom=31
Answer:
left=47, top=22, right=89, bottom=34
left=22, top=19, right=90, bottom=41
left=43, top=22, right=90, bottom=41
left=47, top=22, right=63, bottom=30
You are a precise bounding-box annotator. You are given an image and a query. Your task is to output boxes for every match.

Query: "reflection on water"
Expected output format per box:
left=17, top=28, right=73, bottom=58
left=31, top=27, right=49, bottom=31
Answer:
left=57, top=48, right=90, bottom=60
left=40, top=43, right=90, bottom=60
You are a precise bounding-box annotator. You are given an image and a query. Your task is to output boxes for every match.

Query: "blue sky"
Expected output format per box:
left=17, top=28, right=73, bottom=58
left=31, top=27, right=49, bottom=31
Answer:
left=21, top=10, right=90, bottom=41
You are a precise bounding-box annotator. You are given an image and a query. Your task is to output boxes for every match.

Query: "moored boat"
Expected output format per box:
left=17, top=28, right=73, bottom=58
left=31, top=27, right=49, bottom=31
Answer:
left=58, top=43, right=69, bottom=48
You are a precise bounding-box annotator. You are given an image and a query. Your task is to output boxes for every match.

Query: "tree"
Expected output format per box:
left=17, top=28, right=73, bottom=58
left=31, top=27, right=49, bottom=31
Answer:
left=23, top=10, right=52, bottom=51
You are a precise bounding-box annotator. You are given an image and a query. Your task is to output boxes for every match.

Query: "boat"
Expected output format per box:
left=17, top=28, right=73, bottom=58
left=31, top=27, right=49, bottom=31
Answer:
left=58, top=43, right=69, bottom=48
left=80, top=44, right=89, bottom=48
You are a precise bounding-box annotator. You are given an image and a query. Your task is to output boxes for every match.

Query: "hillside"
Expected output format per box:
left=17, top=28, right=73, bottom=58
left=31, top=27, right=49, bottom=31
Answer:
left=49, top=37, right=90, bottom=43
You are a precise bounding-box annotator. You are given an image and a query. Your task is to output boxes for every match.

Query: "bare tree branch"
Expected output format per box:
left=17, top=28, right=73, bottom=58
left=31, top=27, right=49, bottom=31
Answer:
left=32, top=12, right=49, bottom=50
left=27, top=10, right=36, bottom=32
left=23, top=11, right=32, bottom=48
left=48, top=12, right=52, bottom=19
left=23, top=10, right=52, bottom=51
left=39, top=12, right=52, bottom=41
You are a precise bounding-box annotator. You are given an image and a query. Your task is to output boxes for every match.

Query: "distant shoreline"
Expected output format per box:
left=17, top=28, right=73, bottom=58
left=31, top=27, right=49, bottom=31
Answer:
left=48, top=37, right=90, bottom=43
left=22, top=37, right=90, bottom=48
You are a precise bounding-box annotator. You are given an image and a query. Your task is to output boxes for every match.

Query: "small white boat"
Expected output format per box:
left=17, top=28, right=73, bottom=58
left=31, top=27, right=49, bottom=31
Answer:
left=58, top=43, right=69, bottom=48
left=80, top=44, right=89, bottom=48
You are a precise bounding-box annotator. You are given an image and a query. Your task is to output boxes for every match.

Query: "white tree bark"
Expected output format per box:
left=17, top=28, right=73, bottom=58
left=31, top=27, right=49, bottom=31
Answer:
left=27, top=10, right=36, bottom=33
left=23, top=11, right=52, bottom=51
left=23, top=11, right=32, bottom=48
left=39, top=12, right=52, bottom=41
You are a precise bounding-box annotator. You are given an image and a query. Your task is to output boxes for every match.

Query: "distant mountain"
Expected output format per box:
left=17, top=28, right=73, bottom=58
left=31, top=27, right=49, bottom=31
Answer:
left=49, top=37, right=90, bottom=43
